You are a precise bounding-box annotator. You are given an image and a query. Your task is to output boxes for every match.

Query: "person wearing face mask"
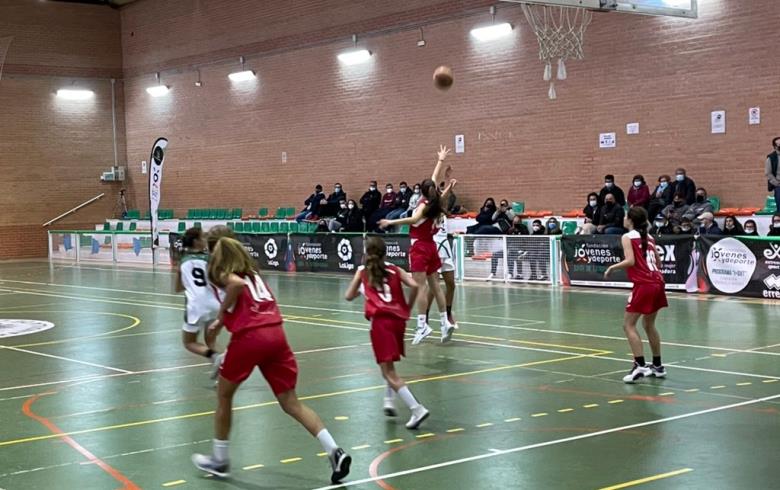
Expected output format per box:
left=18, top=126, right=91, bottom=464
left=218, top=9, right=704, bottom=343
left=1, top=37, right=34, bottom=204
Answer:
left=670, top=168, right=696, bottom=205
left=650, top=216, right=672, bottom=236
left=743, top=219, right=759, bottom=237
left=596, top=193, right=625, bottom=234
left=598, top=174, right=626, bottom=207
left=627, top=175, right=650, bottom=210
left=683, top=187, right=713, bottom=221
left=466, top=198, right=497, bottom=234
left=721, top=215, right=744, bottom=236
left=296, top=184, right=326, bottom=223
left=327, top=199, right=350, bottom=232
left=661, top=192, right=690, bottom=227
left=697, top=212, right=722, bottom=236
left=322, top=183, right=347, bottom=218
left=765, top=137, right=780, bottom=205
left=545, top=217, right=562, bottom=235
left=676, top=217, right=694, bottom=235
left=529, top=219, right=547, bottom=281
left=343, top=200, right=364, bottom=232
left=769, top=213, right=780, bottom=237
left=581, top=192, right=600, bottom=235
left=360, top=181, right=382, bottom=223
left=488, top=216, right=529, bottom=280
left=385, top=181, right=413, bottom=222
left=648, top=175, right=673, bottom=222
left=405, top=184, right=423, bottom=218
left=367, top=184, right=399, bottom=232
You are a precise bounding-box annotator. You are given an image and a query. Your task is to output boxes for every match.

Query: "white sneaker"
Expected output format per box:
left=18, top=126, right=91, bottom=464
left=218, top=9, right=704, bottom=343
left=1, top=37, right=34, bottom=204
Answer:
left=210, top=353, right=224, bottom=380
left=192, top=453, right=230, bottom=478
left=440, top=323, right=455, bottom=343
left=412, top=324, right=433, bottom=345
left=486, top=273, right=495, bottom=281
left=623, top=363, right=652, bottom=384
left=383, top=397, right=397, bottom=417
left=405, top=406, right=430, bottom=430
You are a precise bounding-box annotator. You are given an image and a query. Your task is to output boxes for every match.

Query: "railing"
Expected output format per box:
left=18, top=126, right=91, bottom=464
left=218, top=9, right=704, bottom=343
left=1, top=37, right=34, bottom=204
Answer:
left=42, top=193, right=105, bottom=227
left=48, top=230, right=171, bottom=266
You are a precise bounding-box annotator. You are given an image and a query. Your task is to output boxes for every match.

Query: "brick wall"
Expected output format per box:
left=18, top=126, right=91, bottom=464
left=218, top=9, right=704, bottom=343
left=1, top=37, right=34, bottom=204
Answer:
left=120, top=0, right=779, bottom=219
left=0, top=1, right=123, bottom=258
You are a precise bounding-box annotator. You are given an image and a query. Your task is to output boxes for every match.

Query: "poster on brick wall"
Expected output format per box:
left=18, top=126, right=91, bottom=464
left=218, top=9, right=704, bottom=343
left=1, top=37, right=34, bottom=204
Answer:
left=711, top=110, right=726, bottom=134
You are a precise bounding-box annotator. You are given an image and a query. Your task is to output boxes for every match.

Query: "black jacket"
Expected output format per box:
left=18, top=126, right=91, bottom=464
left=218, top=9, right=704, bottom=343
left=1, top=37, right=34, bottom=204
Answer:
left=596, top=203, right=625, bottom=228
left=671, top=177, right=697, bottom=205
left=303, top=191, right=326, bottom=215
left=360, top=190, right=381, bottom=217
left=342, top=209, right=363, bottom=232
left=583, top=203, right=600, bottom=222
left=393, top=188, right=413, bottom=211
left=598, top=185, right=626, bottom=206
left=475, top=206, right=496, bottom=225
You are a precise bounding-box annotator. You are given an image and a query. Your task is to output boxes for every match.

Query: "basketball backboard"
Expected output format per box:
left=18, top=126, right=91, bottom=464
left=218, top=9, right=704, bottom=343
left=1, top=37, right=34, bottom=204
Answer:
left=499, top=0, right=698, bottom=18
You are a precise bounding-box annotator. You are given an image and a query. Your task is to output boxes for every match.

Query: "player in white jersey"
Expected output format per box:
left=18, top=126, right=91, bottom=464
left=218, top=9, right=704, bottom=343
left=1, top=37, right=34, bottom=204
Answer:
left=175, top=227, right=223, bottom=378
left=425, top=214, right=458, bottom=328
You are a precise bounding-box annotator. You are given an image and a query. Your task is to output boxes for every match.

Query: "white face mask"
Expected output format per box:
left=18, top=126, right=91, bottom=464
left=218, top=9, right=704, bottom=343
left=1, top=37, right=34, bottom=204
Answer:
left=369, top=186, right=376, bottom=191
left=605, top=182, right=614, bottom=188
left=676, top=174, right=685, bottom=182
left=335, top=187, right=341, bottom=193
left=774, top=222, right=780, bottom=229
left=414, top=189, right=420, bottom=194
left=340, top=203, right=347, bottom=209
left=745, top=227, right=755, bottom=233
left=634, top=181, right=642, bottom=187
left=589, top=200, right=598, bottom=207
left=533, top=225, right=541, bottom=232
left=386, top=188, right=393, bottom=194
left=400, top=186, right=407, bottom=193
left=655, top=221, right=665, bottom=228
left=348, top=204, right=355, bottom=210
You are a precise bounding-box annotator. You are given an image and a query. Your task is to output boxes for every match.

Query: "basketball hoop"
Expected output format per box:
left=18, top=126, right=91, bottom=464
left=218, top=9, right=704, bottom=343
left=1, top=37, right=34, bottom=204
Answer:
left=0, top=36, right=12, bottom=81
left=521, top=4, right=592, bottom=99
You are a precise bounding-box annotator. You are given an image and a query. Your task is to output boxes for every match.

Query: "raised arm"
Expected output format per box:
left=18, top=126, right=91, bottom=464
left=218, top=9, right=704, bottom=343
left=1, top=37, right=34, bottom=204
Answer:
left=431, top=145, right=452, bottom=185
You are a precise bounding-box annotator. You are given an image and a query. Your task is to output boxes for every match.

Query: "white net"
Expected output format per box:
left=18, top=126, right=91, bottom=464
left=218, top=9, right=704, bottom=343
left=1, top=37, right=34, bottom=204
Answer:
left=0, top=36, right=12, bottom=81
left=521, top=4, right=592, bottom=99
left=459, top=235, right=555, bottom=284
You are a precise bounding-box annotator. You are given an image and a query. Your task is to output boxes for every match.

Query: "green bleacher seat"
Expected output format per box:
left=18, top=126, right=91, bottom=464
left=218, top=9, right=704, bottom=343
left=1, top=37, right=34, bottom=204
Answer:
left=129, top=222, right=137, bottom=231
left=232, top=208, right=242, bottom=219
left=261, top=222, right=270, bottom=233
left=708, top=196, right=721, bottom=213
left=269, top=221, right=279, bottom=233
left=398, top=225, right=409, bottom=235
left=279, top=222, right=290, bottom=233
left=187, top=209, right=195, bottom=219
left=511, top=202, right=525, bottom=214
left=252, top=222, right=261, bottom=233
left=757, top=196, right=777, bottom=215
left=192, top=209, right=202, bottom=219
left=286, top=207, right=296, bottom=218
left=562, top=221, right=578, bottom=235
left=178, top=222, right=186, bottom=232
left=194, top=222, right=202, bottom=229
left=236, top=222, right=246, bottom=232
left=274, top=207, right=286, bottom=219
left=258, top=208, right=269, bottom=218
left=103, top=222, right=111, bottom=231
left=227, top=222, right=235, bottom=230
left=115, top=222, right=124, bottom=231
left=289, top=222, right=299, bottom=233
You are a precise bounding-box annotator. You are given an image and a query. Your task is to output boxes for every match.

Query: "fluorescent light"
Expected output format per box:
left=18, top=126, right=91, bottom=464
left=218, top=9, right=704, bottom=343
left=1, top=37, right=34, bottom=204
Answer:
left=228, top=69, right=256, bottom=82
left=337, top=49, right=372, bottom=65
left=56, top=89, right=94, bottom=100
left=146, top=85, right=170, bottom=97
left=470, top=23, right=513, bottom=42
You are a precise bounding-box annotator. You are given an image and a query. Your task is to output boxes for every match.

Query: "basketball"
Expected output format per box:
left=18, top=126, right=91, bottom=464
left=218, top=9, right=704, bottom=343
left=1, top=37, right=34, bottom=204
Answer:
left=433, top=65, right=453, bottom=90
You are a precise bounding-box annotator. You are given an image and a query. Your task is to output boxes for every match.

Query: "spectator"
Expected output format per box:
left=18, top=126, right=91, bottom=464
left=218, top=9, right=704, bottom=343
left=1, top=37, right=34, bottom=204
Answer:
left=580, top=192, right=600, bottom=235
left=322, top=183, right=346, bottom=217
left=722, top=215, right=744, bottom=236
left=531, top=219, right=545, bottom=236
left=596, top=194, right=625, bottom=234
left=648, top=175, right=673, bottom=220
left=743, top=219, right=759, bottom=236
left=481, top=199, right=516, bottom=235
left=765, top=137, right=780, bottom=206
left=385, top=181, right=413, bottom=221
left=529, top=219, right=547, bottom=280
left=489, top=216, right=529, bottom=279
left=769, top=213, right=780, bottom=237
left=671, top=168, right=696, bottom=205
left=405, top=183, right=422, bottom=217
left=545, top=217, right=562, bottom=235
left=327, top=199, right=349, bottom=232
left=441, top=181, right=460, bottom=214
left=314, top=219, right=330, bottom=233
left=684, top=187, right=713, bottom=221
left=650, top=216, right=673, bottom=236
left=628, top=174, right=651, bottom=209
left=598, top=174, right=626, bottom=206
left=344, top=199, right=364, bottom=232
left=697, top=212, right=722, bottom=235
left=466, top=198, right=497, bottom=234
left=662, top=192, right=690, bottom=227
left=677, top=217, right=695, bottom=235
left=295, top=184, right=326, bottom=222
left=367, top=183, right=398, bottom=232
left=359, top=181, right=381, bottom=221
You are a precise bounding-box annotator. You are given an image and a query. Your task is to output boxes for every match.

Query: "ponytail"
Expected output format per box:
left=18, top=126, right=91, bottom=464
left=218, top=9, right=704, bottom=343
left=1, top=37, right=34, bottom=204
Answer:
left=627, top=207, right=650, bottom=253
left=364, top=236, right=389, bottom=290
left=420, top=179, right=445, bottom=220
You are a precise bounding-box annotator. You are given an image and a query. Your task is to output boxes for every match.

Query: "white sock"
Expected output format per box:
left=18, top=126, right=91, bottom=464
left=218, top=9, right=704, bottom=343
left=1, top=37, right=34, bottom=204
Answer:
left=213, top=439, right=229, bottom=462
left=440, top=311, right=450, bottom=327
left=417, top=314, right=426, bottom=329
left=385, top=384, right=395, bottom=399
left=396, top=386, right=420, bottom=410
left=316, top=429, right=338, bottom=454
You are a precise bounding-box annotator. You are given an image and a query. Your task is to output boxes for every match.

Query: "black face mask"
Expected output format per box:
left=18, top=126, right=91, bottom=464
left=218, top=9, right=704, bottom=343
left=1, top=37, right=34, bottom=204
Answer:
left=696, top=195, right=705, bottom=203
left=674, top=201, right=683, bottom=207
left=605, top=201, right=615, bottom=208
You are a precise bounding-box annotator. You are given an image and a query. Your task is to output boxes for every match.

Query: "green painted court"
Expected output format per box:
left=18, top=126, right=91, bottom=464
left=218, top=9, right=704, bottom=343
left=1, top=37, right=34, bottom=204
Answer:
left=0, top=261, right=778, bottom=489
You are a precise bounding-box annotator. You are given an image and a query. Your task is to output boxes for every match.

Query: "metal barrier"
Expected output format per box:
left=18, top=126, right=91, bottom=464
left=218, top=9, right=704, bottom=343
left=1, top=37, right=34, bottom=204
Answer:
left=456, top=235, right=560, bottom=285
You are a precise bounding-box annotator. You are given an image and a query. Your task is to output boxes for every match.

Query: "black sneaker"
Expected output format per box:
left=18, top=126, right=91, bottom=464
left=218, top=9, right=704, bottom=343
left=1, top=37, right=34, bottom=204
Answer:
left=192, top=453, right=230, bottom=478
left=329, top=448, right=351, bottom=484
left=649, top=364, right=667, bottom=378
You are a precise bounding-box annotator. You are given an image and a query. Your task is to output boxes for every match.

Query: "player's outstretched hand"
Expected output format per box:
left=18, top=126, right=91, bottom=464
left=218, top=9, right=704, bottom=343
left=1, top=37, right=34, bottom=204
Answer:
left=604, top=266, right=613, bottom=278
left=378, top=219, right=391, bottom=230
left=437, top=145, right=451, bottom=162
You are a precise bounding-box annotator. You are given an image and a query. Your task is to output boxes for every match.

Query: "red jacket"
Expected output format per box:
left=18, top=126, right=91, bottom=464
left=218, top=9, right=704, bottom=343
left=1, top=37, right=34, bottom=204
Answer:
left=628, top=184, right=651, bottom=208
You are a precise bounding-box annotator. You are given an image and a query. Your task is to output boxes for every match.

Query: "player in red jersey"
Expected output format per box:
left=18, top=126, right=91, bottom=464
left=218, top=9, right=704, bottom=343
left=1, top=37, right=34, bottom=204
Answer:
left=379, top=145, right=456, bottom=345
left=191, top=237, right=351, bottom=484
left=605, top=207, right=668, bottom=383
left=345, top=236, right=430, bottom=429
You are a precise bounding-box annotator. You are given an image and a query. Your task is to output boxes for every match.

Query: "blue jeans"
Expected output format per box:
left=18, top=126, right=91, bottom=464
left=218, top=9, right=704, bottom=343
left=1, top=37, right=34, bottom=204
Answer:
left=295, top=210, right=313, bottom=223
left=604, top=226, right=625, bottom=235
left=385, top=208, right=406, bottom=220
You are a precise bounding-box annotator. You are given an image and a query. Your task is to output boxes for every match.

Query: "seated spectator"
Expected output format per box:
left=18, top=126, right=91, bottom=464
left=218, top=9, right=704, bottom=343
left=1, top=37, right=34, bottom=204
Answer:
left=367, top=183, right=398, bottom=232
left=580, top=192, right=600, bottom=235
left=628, top=175, right=650, bottom=209
left=466, top=198, right=497, bottom=234
left=662, top=192, right=690, bottom=227
left=545, top=217, right=562, bottom=235
left=598, top=174, right=626, bottom=206
left=722, top=215, right=744, bottom=236
left=509, top=216, right=529, bottom=235
left=671, top=168, right=696, bottom=205
left=315, top=219, right=329, bottom=233
left=531, top=219, right=545, bottom=235
left=327, top=199, right=349, bottom=232
left=385, top=181, right=413, bottom=221
left=677, top=217, right=695, bottom=235
left=359, top=181, right=381, bottom=220
left=322, top=183, right=347, bottom=217
left=648, top=175, right=673, bottom=221
left=743, top=219, right=759, bottom=236
left=769, top=213, right=780, bottom=237
left=343, top=199, right=364, bottom=232
left=471, top=199, right=514, bottom=235
left=295, top=184, right=326, bottom=222
left=489, top=216, right=529, bottom=280
left=697, top=212, right=722, bottom=235
left=683, top=187, right=713, bottom=221
left=405, top=183, right=422, bottom=217
left=529, top=219, right=548, bottom=280
left=441, top=181, right=460, bottom=214
left=596, top=194, right=625, bottom=234
left=651, top=216, right=673, bottom=236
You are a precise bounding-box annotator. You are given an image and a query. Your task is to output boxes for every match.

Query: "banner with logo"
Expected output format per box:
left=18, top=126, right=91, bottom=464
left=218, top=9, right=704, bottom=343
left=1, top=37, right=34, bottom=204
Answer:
left=378, top=235, right=411, bottom=270
left=561, top=235, right=694, bottom=290
left=247, top=234, right=289, bottom=271
left=289, top=234, right=365, bottom=273
left=148, top=137, right=168, bottom=248
left=696, top=236, right=780, bottom=299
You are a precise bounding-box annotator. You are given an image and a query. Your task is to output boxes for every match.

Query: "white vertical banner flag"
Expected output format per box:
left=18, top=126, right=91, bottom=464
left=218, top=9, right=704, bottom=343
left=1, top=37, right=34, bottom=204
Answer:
left=148, top=137, right=168, bottom=248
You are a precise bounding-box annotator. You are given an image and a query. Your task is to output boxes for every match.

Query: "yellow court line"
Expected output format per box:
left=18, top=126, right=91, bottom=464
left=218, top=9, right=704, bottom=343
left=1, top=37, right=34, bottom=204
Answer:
left=242, top=464, right=265, bottom=470
left=416, top=433, right=435, bottom=439
left=453, top=332, right=611, bottom=355
left=384, top=439, right=404, bottom=444
left=161, top=480, right=186, bottom=487
left=280, top=457, right=302, bottom=464
left=598, top=468, right=693, bottom=490
left=504, top=417, right=522, bottom=423
left=557, top=408, right=574, bottom=413
left=531, top=413, right=548, bottom=417
left=608, top=400, right=624, bottom=404
left=0, top=353, right=586, bottom=448
left=351, top=444, right=371, bottom=450
left=445, top=428, right=464, bottom=433
left=583, top=404, right=600, bottom=408
left=736, top=382, right=752, bottom=386
left=476, top=423, right=494, bottom=428
left=762, top=379, right=778, bottom=383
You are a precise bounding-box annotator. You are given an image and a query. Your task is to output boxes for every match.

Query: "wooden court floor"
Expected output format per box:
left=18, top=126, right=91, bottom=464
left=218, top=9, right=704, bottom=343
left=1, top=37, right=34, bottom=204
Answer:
left=0, top=261, right=778, bottom=489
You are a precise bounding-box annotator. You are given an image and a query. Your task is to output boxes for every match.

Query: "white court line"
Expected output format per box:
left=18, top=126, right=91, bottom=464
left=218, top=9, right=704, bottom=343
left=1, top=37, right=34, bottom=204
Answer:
left=312, top=393, right=780, bottom=490
left=0, top=345, right=131, bottom=374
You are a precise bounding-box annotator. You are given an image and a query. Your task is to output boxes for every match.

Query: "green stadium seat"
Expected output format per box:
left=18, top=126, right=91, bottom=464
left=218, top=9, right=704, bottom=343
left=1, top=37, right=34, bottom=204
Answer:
left=269, top=221, right=279, bottom=233
left=206, top=209, right=217, bottom=219
left=261, top=222, right=271, bottom=233
left=103, top=222, right=111, bottom=231
left=214, top=209, right=224, bottom=220
left=115, top=222, right=124, bottom=231
left=289, top=222, right=299, bottom=233
left=192, top=209, right=202, bottom=219
left=252, top=222, right=262, bottom=233
left=258, top=208, right=269, bottom=218
left=194, top=222, right=202, bottom=229
left=274, top=207, right=286, bottom=219
left=562, top=221, right=578, bottom=235
left=129, top=222, right=137, bottom=231
left=232, top=208, right=242, bottom=219
left=227, top=222, right=235, bottom=230
left=511, top=202, right=525, bottom=214
left=279, top=222, right=290, bottom=233
left=178, top=222, right=186, bottom=232
left=142, top=210, right=151, bottom=220
left=237, top=222, right=247, bottom=232
left=399, top=225, right=409, bottom=235
left=286, top=207, right=296, bottom=218
left=187, top=209, right=195, bottom=219
left=708, top=196, right=721, bottom=213
left=757, top=196, right=777, bottom=215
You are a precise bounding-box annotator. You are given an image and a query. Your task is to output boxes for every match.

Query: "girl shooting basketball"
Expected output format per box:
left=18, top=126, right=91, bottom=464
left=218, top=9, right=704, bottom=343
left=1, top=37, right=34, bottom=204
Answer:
left=379, top=145, right=456, bottom=345
left=345, top=236, right=430, bottom=429
left=191, top=237, right=351, bottom=483
left=605, top=207, right=667, bottom=383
